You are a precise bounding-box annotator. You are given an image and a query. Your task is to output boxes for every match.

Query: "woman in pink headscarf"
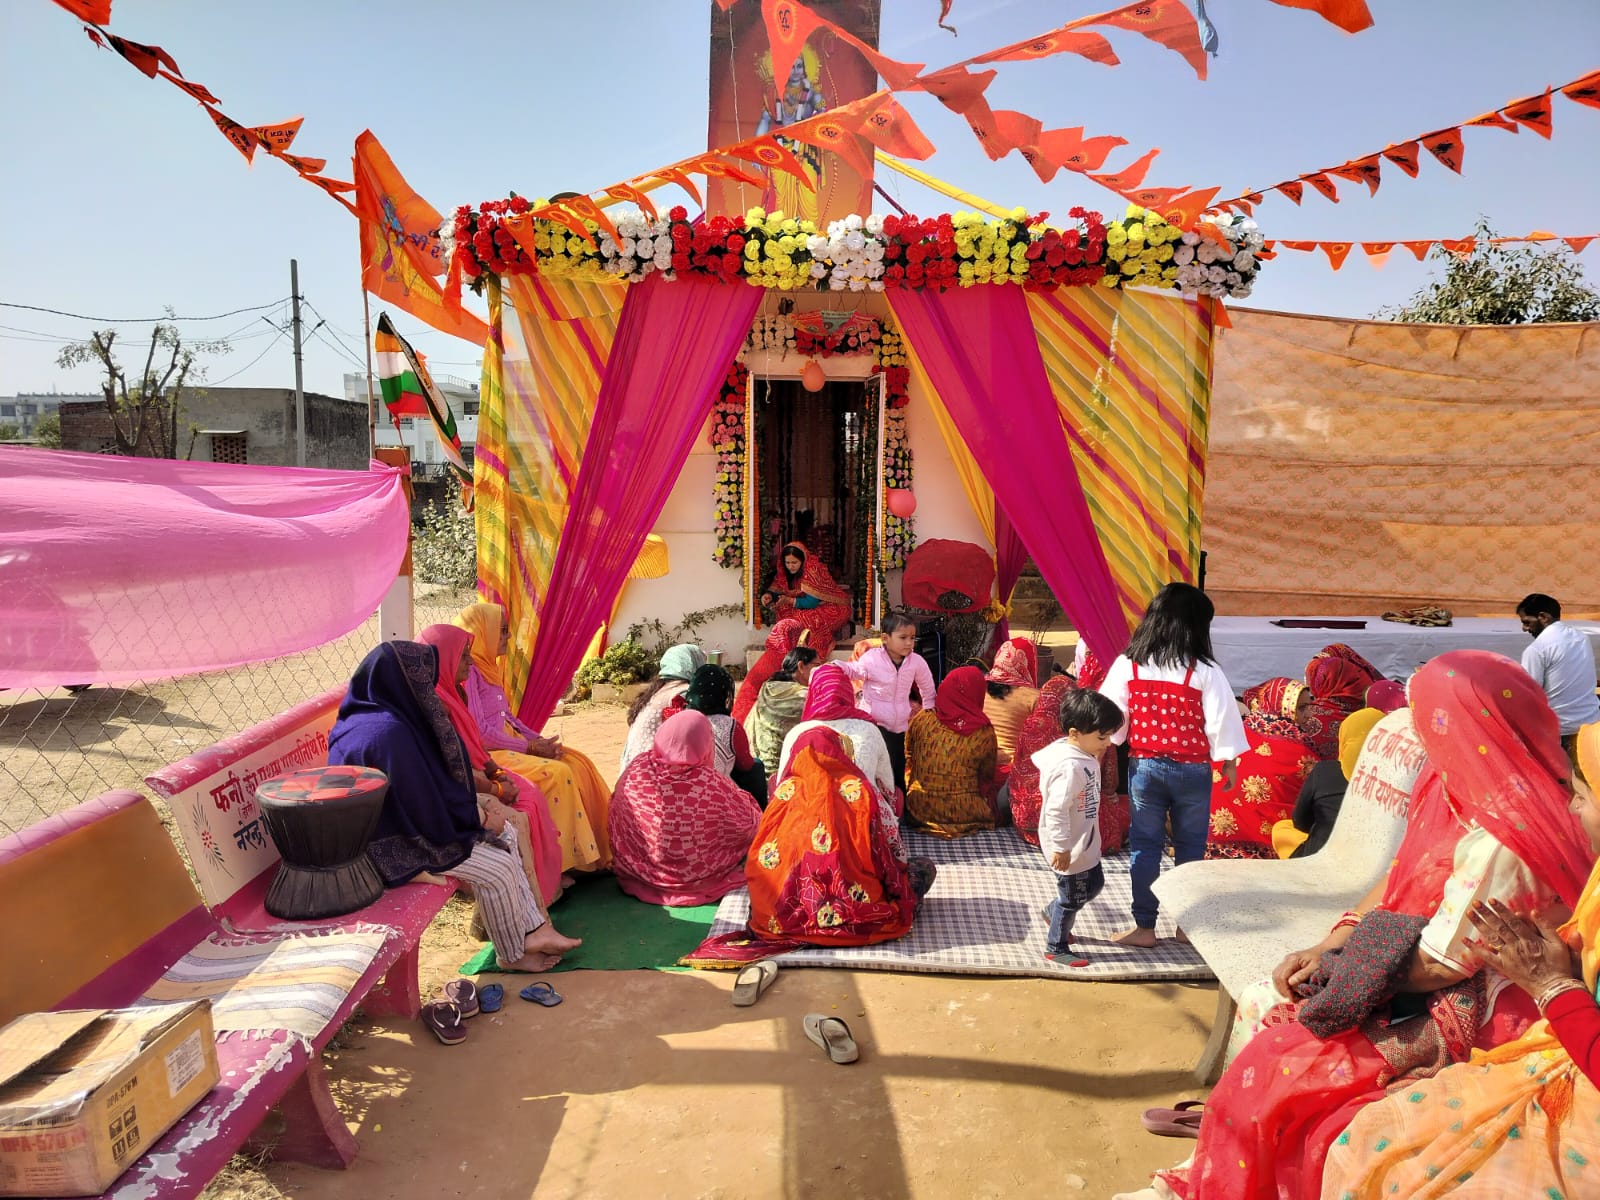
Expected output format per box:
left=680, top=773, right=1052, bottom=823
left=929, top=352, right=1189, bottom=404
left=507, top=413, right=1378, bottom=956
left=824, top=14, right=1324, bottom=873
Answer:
left=983, top=637, right=1042, bottom=769
left=609, top=711, right=763, bottom=907
left=732, top=619, right=808, bottom=725
left=1301, top=643, right=1384, bottom=760
left=775, top=662, right=898, bottom=806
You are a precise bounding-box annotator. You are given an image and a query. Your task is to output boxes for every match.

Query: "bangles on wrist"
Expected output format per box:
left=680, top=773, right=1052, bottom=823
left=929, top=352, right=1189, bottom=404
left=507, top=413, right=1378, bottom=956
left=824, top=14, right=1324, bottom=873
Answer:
left=1330, top=910, right=1362, bottom=935
left=1533, top=977, right=1590, bottom=1013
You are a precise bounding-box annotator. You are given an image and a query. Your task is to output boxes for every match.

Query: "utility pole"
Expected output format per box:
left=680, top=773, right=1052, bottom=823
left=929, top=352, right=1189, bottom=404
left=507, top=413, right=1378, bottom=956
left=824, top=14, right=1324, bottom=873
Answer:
left=290, top=258, right=306, bottom=466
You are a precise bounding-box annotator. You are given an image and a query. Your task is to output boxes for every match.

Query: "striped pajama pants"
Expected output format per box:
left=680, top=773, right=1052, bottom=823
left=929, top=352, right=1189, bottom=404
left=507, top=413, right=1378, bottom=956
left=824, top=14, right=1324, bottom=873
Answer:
left=448, top=833, right=545, bottom=967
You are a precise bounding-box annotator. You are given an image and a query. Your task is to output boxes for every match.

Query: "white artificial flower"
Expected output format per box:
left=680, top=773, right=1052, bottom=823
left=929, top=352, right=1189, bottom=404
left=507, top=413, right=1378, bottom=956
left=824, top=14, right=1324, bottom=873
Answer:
left=868, top=279, right=886, bottom=292
left=1233, top=282, right=1253, bottom=298
left=810, top=262, right=827, bottom=278
left=599, top=237, right=618, bottom=259
left=864, top=241, right=885, bottom=262
left=865, top=215, right=885, bottom=236
left=1207, top=265, right=1226, bottom=283
left=1225, top=271, right=1242, bottom=287
left=844, top=231, right=866, bottom=252
left=1182, top=230, right=1201, bottom=246
left=844, top=214, right=864, bottom=231
left=848, top=278, right=867, bottom=292
left=1233, top=251, right=1256, bottom=271
left=620, top=238, right=636, bottom=257
left=635, top=236, right=654, bottom=257
left=1174, top=244, right=1195, bottom=266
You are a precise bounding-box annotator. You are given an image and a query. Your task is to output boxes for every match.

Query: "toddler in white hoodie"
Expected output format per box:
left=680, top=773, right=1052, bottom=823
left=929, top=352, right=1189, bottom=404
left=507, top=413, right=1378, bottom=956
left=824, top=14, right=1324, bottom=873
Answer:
left=1034, top=687, right=1124, bottom=966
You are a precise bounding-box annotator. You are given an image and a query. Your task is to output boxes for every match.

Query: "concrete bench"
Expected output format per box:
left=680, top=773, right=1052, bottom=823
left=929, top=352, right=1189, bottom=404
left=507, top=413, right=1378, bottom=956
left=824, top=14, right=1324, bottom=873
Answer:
left=1152, top=708, right=1426, bottom=1083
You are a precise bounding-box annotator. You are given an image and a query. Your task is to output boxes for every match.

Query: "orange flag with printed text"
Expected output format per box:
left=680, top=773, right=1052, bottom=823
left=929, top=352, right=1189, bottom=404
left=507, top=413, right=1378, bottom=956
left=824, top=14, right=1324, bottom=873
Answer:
left=354, top=131, right=488, bottom=345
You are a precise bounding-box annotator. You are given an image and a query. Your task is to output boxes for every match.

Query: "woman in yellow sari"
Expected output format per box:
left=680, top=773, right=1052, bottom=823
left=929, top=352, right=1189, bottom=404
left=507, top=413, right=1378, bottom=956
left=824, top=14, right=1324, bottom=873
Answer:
left=1319, top=721, right=1600, bottom=1199
left=454, top=603, right=611, bottom=873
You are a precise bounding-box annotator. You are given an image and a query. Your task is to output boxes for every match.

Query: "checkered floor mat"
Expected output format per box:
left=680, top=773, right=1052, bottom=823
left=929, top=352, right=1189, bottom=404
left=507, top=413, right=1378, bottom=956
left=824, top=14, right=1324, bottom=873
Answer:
left=702, top=829, right=1216, bottom=982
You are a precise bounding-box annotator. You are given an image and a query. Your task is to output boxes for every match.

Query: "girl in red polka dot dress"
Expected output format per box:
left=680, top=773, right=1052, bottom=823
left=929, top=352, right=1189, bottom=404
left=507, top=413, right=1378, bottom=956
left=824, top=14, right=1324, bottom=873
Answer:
left=1096, top=583, right=1249, bottom=948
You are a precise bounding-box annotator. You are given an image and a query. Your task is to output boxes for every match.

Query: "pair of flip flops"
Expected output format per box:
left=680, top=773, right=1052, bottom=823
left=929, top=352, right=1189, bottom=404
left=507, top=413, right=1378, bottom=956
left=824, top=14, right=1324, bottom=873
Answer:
left=423, top=979, right=503, bottom=1044
left=1141, top=1100, right=1204, bottom=1138
left=802, top=1013, right=859, bottom=1064
left=732, top=960, right=779, bottom=1007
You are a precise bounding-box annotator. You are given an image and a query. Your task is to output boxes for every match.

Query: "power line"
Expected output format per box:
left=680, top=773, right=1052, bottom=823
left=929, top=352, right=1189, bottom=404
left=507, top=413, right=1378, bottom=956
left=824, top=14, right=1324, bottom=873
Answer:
left=307, top=325, right=365, bottom=372
left=207, top=331, right=288, bottom=385
left=301, top=300, right=367, bottom=366
left=0, top=298, right=291, bottom=324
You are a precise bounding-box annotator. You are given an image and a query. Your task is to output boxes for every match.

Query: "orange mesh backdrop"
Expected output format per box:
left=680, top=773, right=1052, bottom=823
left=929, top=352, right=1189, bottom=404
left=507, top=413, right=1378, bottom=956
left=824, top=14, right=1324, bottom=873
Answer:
left=1204, top=308, right=1600, bottom=617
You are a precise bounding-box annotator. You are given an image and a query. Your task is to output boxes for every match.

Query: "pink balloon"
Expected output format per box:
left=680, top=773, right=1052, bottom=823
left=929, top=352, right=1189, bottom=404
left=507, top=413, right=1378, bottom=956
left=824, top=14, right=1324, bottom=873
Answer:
left=886, top=488, right=917, bottom=519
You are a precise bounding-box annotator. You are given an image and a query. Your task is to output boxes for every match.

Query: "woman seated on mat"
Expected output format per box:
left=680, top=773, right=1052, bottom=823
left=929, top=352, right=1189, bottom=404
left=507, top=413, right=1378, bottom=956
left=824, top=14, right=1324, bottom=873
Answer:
left=1269, top=706, right=1383, bottom=860
left=609, top=711, right=762, bottom=907
left=1129, top=651, right=1595, bottom=1200
left=1318, top=719, right=1600, bottom=1199
left=449, top=604, right=613, bottom=877
left=621, top=643, right=705, bottom=771
left=983, top=638, right=1042, bottom=770
left=423, top=621, right=609, bottom=878
left=415, top=624, right=564, bottom=905
left=663, top=664, right=767, bottom=805
left=732, top=619, right=808, bottom=725
left=905, top=666, right=1001, bottom=838
left=327, top=640, right=580, bottom=971
left=685, top=728, right=934, bottom=965
left=1008, top=674, right=1126, bottom=852
left=748, top=646, right=819, bottom=780
left=1205, top=677, right=1320, bottom=861
left=760, top=541, right=852, bottom=647
left=777, top=662, right=898, bottom=807
left=1301, top=643, right=1383, bottom=761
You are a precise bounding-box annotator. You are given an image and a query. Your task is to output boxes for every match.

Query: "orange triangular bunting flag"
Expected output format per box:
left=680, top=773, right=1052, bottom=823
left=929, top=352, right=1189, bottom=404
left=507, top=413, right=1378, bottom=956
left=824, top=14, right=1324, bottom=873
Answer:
left=1079, top=0, right=1209, bottom=81
left=553, top=195, right=621, bottom=245
left=1503, top=88, right=1554, bottom=138
left=1361, top=242, right=1394, bottom=267
left=914, top=65, right=996, bottom=115
left=786, top=113, right=877, bottom=179
left=604, top=183, right=659, bottom=221
left=159, top=69, right=218, bottom=105
left=1127, top=185, right=1187, bottom=209
left=961, top=96, right=1011, bottom=162
left=1465, top=109, right=1519, bottom=133
left=1440, top=238, right=1476, bottom=257
left=303, top=173, right=356, bottom=196
left=1279, top=241, right=1316, bottom=252
left=989, top=109, right=1044, bottom=157
left=648, top=166, right=704, bottom=208
left=1401, top=240, right=1433, bottom=261
left=1088, top=147, right=1160, bottom=192
left=1263, top=0, right=1373, bottom=32
left=251, top=117, right=303, bottom=155
left=1030, top=126, right=1128, bottom=177
left=727, top=135, right=816, bottom=189
left=1321, top=242, right=1353, bottom=269
left=1157, top=187, right=1220, bottom=230
left=52, top=0, right=112, bottom=21
left=1244, top=191, right=1265, bottom=205
left=106, top=33, right=178, bottom=79
left=761, top=0, right=825, bottom=108
left=1564, top=236, right=1596, bottom=254
left=1329, top=155, right=1382, bottom=196
left=679, top=152, right=766, bottom=189
left=1421, top=128, right=1464, bottom=173
left=203, top=107, right=258, bottom=163
left=972, top=27, right=1119, bottom=67
left=1276, top=180, right=1305, bottom=205
left=281, top=152, right=327, bottom=175
left=1302, top=172, right=1339, bottom=202
left=1560, top=70, right=1600, bottom=111
left=1382, top=141, right=1421, bottom=177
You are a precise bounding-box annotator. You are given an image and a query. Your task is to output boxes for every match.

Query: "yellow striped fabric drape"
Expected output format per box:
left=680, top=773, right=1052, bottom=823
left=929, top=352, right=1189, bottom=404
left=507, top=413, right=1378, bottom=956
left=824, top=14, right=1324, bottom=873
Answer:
left=1025, top=288, right=1214, bottom=631
left=475, top=274, right=627, bottom=707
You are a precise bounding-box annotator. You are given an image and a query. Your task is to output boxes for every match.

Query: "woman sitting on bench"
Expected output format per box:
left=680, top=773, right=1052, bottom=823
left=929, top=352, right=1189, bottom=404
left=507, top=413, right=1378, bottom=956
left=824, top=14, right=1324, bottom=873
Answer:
left=328, top=641, right=581, bottom=972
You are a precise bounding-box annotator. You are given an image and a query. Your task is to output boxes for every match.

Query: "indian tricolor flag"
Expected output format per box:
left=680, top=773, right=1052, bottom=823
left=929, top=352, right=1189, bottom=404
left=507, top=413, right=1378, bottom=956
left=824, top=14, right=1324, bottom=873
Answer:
left=374, top=312, right=472, bottom=500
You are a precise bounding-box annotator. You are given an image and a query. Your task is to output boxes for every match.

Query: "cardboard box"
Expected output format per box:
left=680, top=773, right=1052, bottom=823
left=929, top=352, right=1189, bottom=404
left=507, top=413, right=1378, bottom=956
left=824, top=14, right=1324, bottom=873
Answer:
left=0, top=1002, right=218, bottom=1197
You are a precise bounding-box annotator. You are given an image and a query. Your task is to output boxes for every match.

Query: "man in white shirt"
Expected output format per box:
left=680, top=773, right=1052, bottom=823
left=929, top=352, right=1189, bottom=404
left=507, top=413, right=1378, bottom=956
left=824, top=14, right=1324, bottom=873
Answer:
left=1516, top=593, right=1600, bottom=745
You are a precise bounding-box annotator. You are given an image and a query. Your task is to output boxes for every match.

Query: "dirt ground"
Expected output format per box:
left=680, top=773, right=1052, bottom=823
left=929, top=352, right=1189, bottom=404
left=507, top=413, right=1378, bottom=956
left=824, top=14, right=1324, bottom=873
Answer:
left=198, top=702, right=1213, bottom=1200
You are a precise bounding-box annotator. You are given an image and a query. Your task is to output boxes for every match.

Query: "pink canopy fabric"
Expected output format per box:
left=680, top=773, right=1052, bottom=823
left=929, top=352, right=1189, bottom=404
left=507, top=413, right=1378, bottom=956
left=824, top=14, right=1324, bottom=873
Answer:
left=888, top=287, right=1129, bottom=663
left=0, top=447, right=409, bottom=687
left=991, top=507, right=1028, bottom=648
left=515, top=274, right=763, bottom=727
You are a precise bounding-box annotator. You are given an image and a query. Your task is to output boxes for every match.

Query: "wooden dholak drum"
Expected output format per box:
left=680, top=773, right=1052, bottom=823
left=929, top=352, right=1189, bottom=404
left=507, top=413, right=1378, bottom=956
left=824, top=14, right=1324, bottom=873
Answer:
left=255, top=765, right=388, bottom=920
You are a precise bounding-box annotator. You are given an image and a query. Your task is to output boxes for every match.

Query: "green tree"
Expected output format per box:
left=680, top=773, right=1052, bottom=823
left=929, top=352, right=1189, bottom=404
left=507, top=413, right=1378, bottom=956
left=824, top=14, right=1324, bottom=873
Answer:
left=0, top=422, right=19, bottom=441
left=32, top=412, right=61, bottom=448
left=56, top=313, right=229, bottom=458
left=1378, top=219, right=1600, bottom=325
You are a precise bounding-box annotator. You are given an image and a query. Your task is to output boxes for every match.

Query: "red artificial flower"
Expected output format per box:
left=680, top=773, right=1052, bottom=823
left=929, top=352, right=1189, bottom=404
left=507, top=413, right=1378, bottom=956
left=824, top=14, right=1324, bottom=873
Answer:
left=727, top=233, right=745, bottom=252
left=883, top=215, right=902, bottom=237
left=669, top=205, right=688, bottom=222
left=509, top=195, right=530, bottom=214
left=906, top=243, right=927, bottom=264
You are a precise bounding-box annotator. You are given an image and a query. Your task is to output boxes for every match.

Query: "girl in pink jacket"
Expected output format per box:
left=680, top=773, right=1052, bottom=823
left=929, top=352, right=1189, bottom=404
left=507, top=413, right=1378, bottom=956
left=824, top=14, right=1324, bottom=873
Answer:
left=838, top=611, right=936, bottom=796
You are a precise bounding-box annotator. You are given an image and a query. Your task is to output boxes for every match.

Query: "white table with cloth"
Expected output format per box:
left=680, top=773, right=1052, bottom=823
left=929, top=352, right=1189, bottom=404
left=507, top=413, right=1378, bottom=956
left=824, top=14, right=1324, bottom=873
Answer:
left=1209, top=616, right=1600, bottom=692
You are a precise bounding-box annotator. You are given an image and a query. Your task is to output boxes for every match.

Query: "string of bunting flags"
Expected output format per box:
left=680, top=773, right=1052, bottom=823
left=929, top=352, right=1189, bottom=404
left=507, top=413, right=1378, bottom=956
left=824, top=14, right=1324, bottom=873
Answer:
left=1258, top=231, right=1598, bottom=270
left=1211, top=66, right=1600, bottom=215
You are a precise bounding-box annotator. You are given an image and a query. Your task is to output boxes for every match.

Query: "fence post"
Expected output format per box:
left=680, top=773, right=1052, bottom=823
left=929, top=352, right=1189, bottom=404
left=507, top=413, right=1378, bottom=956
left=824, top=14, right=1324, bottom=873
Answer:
left=376, top=447, right=414, bottom=642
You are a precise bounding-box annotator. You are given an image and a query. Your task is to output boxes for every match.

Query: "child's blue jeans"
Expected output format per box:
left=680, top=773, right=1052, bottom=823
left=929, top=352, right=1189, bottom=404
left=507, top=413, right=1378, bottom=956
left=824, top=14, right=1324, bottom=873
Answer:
left=1045, top=863, right=1105, bottom=954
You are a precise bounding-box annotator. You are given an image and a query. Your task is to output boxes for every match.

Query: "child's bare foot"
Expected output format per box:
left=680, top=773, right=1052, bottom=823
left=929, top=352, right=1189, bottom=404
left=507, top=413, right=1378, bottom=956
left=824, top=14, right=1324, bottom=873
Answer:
left=1115, top=927, right=1158, bottom=948
left=526, top=925, right=582, bottom=955
left=1174, top=927, right=1191, bottom=944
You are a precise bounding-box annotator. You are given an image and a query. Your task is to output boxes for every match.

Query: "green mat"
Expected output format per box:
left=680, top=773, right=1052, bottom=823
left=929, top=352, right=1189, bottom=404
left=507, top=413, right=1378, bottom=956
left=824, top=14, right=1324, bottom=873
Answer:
left=459, top=875, right=719, bottom=975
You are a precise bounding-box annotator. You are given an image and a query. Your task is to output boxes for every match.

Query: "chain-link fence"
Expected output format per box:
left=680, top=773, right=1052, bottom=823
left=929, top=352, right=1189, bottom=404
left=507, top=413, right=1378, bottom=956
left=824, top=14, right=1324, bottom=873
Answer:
left=0, top=587, right=474, bottom=839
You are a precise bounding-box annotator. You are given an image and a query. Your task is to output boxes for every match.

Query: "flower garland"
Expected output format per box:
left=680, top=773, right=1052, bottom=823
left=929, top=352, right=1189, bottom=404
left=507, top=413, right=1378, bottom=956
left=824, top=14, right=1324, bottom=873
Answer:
left=745, top=312, right=884, bottom=358
left=710, top=361, right=748, bottom=570
left=1102, top=206, right=1263, bottom=299
left=875, top=325, right=914, bottom=568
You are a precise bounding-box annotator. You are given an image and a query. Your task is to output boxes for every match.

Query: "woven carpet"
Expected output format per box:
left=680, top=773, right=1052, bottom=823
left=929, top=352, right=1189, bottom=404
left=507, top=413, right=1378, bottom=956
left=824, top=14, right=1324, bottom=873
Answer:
left=460, top=875, right=718, bottom=976
left=699, top=830, right=1215, bottom=982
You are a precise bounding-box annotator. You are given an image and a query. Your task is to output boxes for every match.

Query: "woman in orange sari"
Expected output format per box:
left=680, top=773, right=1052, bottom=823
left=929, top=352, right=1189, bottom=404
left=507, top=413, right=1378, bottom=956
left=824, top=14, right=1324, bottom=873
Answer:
left=760, top=541, right=852, bottom=647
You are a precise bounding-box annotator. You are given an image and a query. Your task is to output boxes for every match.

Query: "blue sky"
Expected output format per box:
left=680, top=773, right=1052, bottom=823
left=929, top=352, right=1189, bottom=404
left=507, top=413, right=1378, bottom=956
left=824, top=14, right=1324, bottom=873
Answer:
left=2, top=0, right=1596, bottom=398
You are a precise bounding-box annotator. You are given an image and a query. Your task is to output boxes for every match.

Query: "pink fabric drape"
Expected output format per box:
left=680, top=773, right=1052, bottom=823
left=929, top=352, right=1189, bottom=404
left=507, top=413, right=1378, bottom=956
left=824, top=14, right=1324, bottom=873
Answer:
left=515, top=275, right=763, bottom=727
left=0, top=448, right=409, bottom=687
left=888, top=287, right=1128, bottom=663
left=991, top=506, right=1028, bottom=649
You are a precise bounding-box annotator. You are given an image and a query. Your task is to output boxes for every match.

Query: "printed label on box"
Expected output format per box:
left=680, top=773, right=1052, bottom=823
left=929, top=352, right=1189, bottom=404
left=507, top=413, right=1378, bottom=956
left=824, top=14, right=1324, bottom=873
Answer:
left=164, top=1032, right=206, bottom=1099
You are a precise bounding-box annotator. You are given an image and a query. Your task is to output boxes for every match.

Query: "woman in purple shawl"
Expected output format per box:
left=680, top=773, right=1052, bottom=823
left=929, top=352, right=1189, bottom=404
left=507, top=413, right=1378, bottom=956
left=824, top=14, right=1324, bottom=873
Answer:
left=327, top=641, right=580, bottom=971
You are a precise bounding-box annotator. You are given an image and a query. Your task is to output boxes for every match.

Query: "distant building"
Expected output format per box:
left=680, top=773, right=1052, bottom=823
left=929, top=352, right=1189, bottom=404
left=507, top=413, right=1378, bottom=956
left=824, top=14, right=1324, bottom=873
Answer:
left=343, top=371, right=479, bottom=483
left=0, top=391, right=97, bottom=439
left=57, top=387, right=370, bottom=469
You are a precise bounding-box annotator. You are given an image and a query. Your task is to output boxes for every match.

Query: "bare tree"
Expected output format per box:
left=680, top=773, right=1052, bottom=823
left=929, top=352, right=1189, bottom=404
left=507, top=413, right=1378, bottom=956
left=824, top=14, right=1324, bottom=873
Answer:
left=57, top=314, right=230, bottom=458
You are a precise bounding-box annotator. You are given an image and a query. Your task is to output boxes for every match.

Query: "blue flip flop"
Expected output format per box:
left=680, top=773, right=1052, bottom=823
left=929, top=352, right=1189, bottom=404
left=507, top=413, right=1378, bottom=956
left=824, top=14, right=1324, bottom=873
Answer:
left=519, top=981, right=563, bottom=1007
left=478, top=983, right=505, bottom=1013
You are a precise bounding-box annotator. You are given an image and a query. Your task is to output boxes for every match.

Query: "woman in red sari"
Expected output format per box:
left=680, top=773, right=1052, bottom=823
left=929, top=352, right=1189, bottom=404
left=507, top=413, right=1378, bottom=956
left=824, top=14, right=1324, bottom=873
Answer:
left=1302, top=644, right=1382, bottom=760
left=761, top=541, right=852, bottom=647
left=1140, top=651, right=1595, bottom=1200
left=732, top=619, right=807, bottom=725
left=1206, top=677, right=1319, bottom=860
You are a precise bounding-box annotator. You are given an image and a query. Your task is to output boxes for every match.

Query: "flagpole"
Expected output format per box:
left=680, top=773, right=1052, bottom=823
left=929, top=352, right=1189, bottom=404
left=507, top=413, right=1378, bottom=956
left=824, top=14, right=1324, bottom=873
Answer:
left=362, top=290, right=377, bottom=460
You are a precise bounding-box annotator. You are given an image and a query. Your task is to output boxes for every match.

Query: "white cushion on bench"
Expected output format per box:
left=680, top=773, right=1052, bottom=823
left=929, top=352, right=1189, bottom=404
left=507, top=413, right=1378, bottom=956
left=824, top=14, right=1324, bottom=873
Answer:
left=1153, top=708, right=1426, bottom=1000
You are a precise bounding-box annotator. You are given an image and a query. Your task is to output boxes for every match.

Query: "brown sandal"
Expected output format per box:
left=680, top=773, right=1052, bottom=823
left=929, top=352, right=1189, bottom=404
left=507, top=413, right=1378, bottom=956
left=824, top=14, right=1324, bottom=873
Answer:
left=422, top=1000, right=467, bottom=1045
